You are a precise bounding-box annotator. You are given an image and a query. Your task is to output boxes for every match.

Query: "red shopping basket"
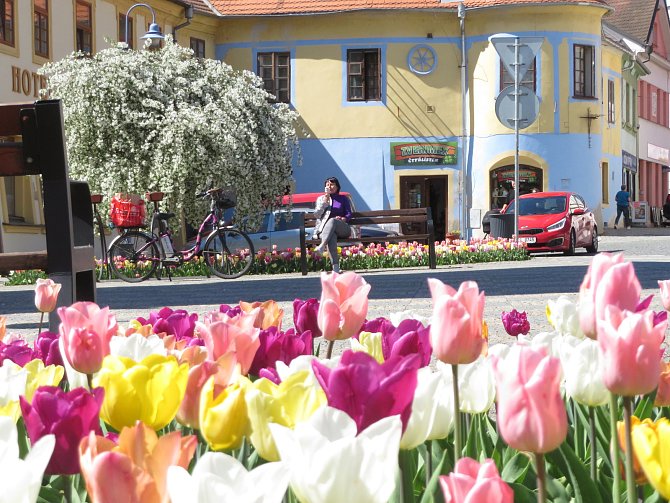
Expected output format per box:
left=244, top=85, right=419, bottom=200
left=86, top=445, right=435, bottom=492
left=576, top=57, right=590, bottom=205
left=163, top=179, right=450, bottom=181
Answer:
left=110, top=193, right=146, bottom=228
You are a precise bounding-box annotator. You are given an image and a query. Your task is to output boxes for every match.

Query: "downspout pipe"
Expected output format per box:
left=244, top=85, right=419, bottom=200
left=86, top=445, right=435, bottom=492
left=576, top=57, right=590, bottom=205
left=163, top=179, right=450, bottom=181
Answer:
left=458, top=1, right=470, bottom=240
left=172, top=4, right=194, bottom=39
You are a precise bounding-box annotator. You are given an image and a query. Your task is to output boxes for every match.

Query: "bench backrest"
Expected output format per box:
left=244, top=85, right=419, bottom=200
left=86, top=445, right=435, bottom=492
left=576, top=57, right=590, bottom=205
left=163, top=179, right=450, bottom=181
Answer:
left=303, top=208, right=431, bottom=228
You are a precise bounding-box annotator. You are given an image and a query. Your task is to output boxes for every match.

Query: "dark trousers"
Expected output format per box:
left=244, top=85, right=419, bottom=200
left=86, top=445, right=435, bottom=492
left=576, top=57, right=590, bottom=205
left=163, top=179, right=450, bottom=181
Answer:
left=615, top=205, right=630, bottom=227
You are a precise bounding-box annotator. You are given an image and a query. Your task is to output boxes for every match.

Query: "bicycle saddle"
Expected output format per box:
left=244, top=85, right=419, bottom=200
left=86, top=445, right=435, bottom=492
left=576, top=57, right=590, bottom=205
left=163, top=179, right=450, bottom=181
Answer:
left=158, top=212, right=175, bottom=220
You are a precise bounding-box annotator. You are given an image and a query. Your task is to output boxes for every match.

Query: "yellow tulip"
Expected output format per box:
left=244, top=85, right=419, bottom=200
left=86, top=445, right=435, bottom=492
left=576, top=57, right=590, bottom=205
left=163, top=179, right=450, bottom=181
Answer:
left=245, top=370, right=326, bottom=461
left=350, top=331, right=384, bottom=363
left=631, top=417, right=670, bottom=498
left=23, top=359, right=64, bottom=401
left=199, top=375, right=250, bottom=451
left=93, top=354, right=188, bottom=431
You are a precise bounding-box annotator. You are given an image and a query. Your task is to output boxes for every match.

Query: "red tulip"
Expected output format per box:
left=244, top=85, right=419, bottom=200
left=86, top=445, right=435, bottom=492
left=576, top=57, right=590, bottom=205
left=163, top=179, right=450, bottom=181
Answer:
left=317, top=271, right=370, bottom=341
left=58, top=302, right=118, bottom=374
left=440, top=457, right=514, bottom=503
left=428, top=279, right=485, bottom=364
left=491, top=345, right=567, bottom=453
left=312, top=349, right=420, bottom=433
left=20, top=386, right=104, bottom=475
left=34, top=278, right=61, bottom=313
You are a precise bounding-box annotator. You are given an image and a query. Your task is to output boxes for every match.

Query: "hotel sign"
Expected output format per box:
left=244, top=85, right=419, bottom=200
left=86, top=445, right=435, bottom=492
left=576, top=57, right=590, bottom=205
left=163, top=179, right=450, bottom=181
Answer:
left=10, top=66, right=47, bottom=98
left=390, top=142, right=458, bottom=166
left=648, top=143, right=670, bottom=164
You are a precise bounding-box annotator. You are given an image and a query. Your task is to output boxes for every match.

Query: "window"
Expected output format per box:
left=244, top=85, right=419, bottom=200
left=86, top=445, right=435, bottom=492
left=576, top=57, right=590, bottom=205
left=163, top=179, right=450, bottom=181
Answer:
left=76, top=1, right=92, bottom=54
left=573, top=44, right=595, bottom=98
left=1, top=0, right=15, bottom=46
left=651, top=90, right=658, bottom=118
left=500, top=58, right=536, bottom=91
left=601, top=162, right=609, bottom=204
left=190, top=37, right=205, bottom=58
left=347, top=49, right=381, bottom=101
left=34, top=0, right=49, bottom=58
left=119, top=13, right=133, bottom=49
left=607, top=79, right=615, bottom=124
left=257, top=52, right=290, bottom=103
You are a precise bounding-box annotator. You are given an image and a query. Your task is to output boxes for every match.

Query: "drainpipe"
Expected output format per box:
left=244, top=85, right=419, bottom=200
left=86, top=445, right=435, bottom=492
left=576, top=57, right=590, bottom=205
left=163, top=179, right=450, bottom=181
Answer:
left=458, top=1, right=470, bottom=240
left=172, top=4, right=193, bottom=40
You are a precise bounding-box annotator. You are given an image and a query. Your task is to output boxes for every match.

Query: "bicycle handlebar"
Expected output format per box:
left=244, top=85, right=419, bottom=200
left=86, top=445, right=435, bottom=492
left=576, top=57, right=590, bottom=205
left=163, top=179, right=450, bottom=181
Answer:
left=196, top=188, right=223, bottom=199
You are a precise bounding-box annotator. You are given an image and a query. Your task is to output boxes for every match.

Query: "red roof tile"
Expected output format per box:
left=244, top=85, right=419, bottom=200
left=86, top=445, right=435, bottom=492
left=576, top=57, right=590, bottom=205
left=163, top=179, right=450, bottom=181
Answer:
left=172, top=0, right=220, bottom=16
left=603, top=0, right=656, bottom=45
left=209, top=0, right=609, bottom=16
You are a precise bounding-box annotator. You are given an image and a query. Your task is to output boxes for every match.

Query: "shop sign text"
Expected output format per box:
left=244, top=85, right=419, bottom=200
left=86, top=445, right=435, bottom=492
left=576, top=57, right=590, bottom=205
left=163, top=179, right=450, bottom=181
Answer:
left=390, top=142, right=458, bottom=166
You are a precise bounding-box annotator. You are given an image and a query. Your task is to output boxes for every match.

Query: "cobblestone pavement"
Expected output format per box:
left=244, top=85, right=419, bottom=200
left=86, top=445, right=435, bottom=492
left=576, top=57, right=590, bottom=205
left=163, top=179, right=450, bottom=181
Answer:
left=2, top=232, right=669, bottom=347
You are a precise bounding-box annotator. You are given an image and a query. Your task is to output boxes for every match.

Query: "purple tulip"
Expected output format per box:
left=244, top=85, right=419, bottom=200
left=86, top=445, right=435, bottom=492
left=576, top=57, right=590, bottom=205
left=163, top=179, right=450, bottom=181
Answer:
left=219, top=304, right=243, bottom=318
left=137, top=307, right=198, bottom=340
left=501, top=309, right=530, bottom=337
left=312, top=350, right=421, bottom=433
left=20, top=386, right=104, bottom=475
left=635, top=295, right=668, bottom=326
left=360, top=317, right=395, bottom=339
left=249, top=327, right=313, bottom=376
left=259, top=367, right=281, bottom=384
left=382, top=319, right=432, bottom=367
left=0, top=338, right=37, bottom=367
left=33, top=331, right=63, bottom=367
left=293, top=298, right=322, bottom=339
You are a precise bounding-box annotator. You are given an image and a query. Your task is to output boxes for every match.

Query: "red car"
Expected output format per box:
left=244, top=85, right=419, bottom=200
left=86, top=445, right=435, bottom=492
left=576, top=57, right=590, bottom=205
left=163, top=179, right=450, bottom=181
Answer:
left=502, top=191, right=598, bottom=254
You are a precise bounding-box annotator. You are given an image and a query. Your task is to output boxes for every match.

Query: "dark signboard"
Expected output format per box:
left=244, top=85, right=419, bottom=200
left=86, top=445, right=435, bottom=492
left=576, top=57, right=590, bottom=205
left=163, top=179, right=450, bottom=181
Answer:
left=390, top=142, right=458, bottom=166
left=622, top=150, right=637, bottom=173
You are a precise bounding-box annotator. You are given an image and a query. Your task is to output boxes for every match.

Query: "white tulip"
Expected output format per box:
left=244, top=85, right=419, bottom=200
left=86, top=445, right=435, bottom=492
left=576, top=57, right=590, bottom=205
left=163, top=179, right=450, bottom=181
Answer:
left=270, top=407, right=401, bottom=503
left=389, top=310, right=430, bottom=327
left=109, top=333, right=166, bottom=360
left=401, top=367, right=453, bottom=449
left=350, top=332, right=384, bottom=363
left=518, top=331, right=561, bottom=357
left=167, top=452, right=288, bottom=503
left=436, top=357, right=496, bottom=415
left=547, top=296, right=584, bottom=338
left=0, top=360, right=27, bottom=407
left=275, top=354, right=339, bottom=387
left=558, top=335, right=609, bottom=407
left=0, top=416, right=55, bottom=503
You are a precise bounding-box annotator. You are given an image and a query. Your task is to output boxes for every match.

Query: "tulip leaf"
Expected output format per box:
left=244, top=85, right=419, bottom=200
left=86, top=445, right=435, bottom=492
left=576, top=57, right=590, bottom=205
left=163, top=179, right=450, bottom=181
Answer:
left=396, top=449, right=417, bottom=503
left=419, top=448, right=448, bottom=503
left=545, top=476, right=571, bottom=503
left=546, top=443, right=603, bottom=503
left=508, top=482, right=536, bottom=503
left=634, top=394, right=655, bottom=420
left=37, top=485, right=63, bottom=503
left=644, top=490, right=665, bottom=503
left=501, top=452, right=531, bottom=484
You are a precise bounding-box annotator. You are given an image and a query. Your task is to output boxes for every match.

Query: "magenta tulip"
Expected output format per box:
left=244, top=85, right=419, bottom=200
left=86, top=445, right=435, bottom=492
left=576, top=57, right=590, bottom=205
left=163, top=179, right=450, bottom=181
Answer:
left=20, top=386, right=104, bottom=475
left=428, top=279, right=485, bottom=365
left=440, top=458, right=514, bottom=503
left=34, top=278, right=61, bottom=313
left=381, top=319, right=432, bottom=367
left=249, top=327, right=313, bottom=376
left=58, top=302, right=118, bottom=374
left=317, top=271, right=370, bottom=341
left=137, top=307, right=198, bottom=340
left=491, top=345, right=567, bottom=453
left=293, top=298, right=322, bottom=339
left=0, top=338, right=37, bottom=366
left=659, top=280, right=670, bottom=311
left=219, top=303, right=243, bottom=317
left=33, top=331, right=63, bottom=367
left=361, top=317, right=395, bottom=339
left=501, top=309, right=530, bottom=337
left=597, top=306, right=666, bottom=396
left=312, top=349, right=420, bottom=433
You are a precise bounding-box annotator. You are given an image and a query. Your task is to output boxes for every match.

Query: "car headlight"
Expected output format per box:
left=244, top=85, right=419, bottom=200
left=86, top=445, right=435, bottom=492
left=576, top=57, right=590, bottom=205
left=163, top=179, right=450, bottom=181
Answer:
left=546, top=217, right=567, bottom=232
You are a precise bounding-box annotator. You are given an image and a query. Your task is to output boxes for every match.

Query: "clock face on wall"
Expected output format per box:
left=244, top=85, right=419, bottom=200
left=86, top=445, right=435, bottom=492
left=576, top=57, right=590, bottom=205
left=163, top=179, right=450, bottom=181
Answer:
left=408, top=45, right=436, bottom=75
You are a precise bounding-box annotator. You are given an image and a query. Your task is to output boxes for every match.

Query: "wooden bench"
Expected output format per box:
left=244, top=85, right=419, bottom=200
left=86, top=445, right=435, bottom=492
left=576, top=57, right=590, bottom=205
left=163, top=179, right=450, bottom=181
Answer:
left=299, top=207, right=436, bottom=275
left=0, top=100, right=96, bottom=330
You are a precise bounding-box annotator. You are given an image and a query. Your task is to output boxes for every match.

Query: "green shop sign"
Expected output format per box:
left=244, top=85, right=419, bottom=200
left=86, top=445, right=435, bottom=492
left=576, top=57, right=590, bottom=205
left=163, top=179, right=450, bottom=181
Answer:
left=390, top=142, right=458, bottom=166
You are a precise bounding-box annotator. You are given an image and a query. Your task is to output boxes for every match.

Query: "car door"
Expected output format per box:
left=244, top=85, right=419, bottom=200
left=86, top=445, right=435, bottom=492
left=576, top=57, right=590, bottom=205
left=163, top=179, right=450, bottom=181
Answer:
left=246, top=212, right=274, bottom=252
left=271, top=211, right=303, bottom=251
left=576, top=194, right=594, bottom=242
left=569, top=195, right=586, bottom=245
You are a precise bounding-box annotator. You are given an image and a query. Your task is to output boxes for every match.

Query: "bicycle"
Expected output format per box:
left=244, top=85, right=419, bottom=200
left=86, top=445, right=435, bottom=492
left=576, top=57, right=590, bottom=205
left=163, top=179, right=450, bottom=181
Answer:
left=106, top=189, right=255, bottom=283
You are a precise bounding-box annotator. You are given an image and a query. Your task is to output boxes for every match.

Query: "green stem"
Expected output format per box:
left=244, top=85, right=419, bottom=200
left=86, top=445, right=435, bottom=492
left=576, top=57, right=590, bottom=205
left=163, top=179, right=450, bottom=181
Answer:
left=86, top=373, right=94, bottom=390
left=326, top=340, right=334, bottom=360
left=622, top=397, right=637, bottom=503
left=425, top=441, right=432, bottom=488
left=589, top=406, right=597, bottom=482
left=534, top=452, right=547, bottom=503
left=452, top=364, right=461, bottom=464
left=37, top=311, right=44, bottom=336
left=609, top=394, right=622, bottom=503
left=64, top=475, right=72, bottom=503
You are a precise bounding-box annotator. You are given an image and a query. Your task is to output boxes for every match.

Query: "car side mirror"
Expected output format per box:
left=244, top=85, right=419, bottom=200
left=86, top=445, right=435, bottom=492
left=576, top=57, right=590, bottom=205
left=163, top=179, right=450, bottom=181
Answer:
left=572, top=208, right=586, bottom=216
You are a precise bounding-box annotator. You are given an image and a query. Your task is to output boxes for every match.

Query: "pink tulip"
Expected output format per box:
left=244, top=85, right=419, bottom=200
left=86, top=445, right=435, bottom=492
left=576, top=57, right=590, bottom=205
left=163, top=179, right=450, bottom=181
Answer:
left=659, top=280, right=670, bottom=311
left=440, top=458, right=514, bottom=503
left=317, top=271, right=371, bottom=341
left=196, top=310, right=260, bottom=374
left=428, top=279, right=485, bottom=365
left=491, top=345, right=567, bottom=453
left=58, top=302, right=118, bottom=375
left=654, top=361, right=670, bottom=407
left=578, top=253, right=640, bottom=338
left=34, top=279, right=61, bottom=313
left=597, top=306, right=666, bottom=396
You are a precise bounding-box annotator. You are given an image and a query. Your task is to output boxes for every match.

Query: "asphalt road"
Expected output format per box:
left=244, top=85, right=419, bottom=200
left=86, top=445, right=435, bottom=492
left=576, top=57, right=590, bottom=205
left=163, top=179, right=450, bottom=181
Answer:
left=2, top=232, right=669, bottom=345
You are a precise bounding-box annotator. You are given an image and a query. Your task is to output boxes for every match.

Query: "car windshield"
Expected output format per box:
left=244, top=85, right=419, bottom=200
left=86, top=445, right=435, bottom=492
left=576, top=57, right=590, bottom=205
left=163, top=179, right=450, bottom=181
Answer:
left=506, top=196, right=567, bottom=216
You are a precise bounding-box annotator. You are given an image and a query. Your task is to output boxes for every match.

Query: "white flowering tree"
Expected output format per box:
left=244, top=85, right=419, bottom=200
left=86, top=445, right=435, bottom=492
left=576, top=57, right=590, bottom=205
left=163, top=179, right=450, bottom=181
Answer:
left=39, top=38, right=300, bottom=227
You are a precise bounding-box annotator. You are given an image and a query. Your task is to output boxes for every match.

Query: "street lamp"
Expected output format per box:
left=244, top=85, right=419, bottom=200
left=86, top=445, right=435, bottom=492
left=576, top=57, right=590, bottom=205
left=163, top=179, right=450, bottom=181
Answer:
left=123, top=3, right=164, bottom=49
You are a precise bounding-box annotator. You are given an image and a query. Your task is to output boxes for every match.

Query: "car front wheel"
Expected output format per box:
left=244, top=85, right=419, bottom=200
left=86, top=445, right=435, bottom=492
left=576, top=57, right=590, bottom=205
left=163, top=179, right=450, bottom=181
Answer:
left=564, top=229, right=576, bottom=256
left=585, top=227, right=598, bottom=254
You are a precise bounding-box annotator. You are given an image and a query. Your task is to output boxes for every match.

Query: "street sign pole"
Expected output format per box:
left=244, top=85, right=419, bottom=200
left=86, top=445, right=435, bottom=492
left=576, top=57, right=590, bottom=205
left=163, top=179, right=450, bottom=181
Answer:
left=514, top=37, right=520, bottom=243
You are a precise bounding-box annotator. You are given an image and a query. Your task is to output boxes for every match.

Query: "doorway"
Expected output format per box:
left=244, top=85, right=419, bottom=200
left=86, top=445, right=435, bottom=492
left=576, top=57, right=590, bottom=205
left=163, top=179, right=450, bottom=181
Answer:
left=400, top=175, right=448, bottom=238
left=490, top=165, right=543, bottom=209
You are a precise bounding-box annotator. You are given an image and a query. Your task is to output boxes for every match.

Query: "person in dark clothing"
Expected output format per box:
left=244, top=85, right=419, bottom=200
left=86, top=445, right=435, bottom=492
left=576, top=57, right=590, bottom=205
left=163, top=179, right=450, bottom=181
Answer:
left=312, top=177, right=352, bottom=273
left=663, top=194, right=670, bottom=222
left=614, top=184, right=631, bottom=229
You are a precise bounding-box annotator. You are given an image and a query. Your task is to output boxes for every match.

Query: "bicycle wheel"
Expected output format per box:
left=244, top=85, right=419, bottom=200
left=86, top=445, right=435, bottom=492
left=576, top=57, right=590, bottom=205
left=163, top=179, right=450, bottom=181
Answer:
left=107, top=230, right=160, bottom=283
left=203, top=228, right=254, bottom=279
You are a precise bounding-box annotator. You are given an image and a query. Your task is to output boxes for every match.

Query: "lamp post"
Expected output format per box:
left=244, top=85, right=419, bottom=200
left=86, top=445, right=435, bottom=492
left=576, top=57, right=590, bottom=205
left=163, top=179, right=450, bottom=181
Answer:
left=123, top=3, right=164, bottom=49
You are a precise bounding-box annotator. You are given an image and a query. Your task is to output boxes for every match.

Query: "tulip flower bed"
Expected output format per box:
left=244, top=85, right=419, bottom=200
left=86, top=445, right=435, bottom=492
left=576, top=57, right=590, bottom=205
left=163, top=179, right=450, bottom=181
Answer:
left=3, top=237, right=527, bottom=285
left=2, top=254, right=670, bottom=503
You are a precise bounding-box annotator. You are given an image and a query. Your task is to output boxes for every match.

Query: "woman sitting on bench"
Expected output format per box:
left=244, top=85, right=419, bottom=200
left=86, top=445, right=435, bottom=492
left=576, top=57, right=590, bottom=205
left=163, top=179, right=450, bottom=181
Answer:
left=313, top=177, right=352, bottom=273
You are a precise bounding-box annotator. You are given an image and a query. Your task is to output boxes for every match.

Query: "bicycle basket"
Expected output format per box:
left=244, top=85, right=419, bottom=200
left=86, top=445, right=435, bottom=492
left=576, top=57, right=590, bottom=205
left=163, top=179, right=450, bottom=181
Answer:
left=110, top=193, right=146, bottom=228
left=215, top=189, right=237, bottom=210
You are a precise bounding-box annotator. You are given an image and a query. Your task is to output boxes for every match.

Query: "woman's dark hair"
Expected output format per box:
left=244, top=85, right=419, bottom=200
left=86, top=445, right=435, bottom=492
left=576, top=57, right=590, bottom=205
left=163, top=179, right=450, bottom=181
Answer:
left=325, top=177, right=341, bottom=193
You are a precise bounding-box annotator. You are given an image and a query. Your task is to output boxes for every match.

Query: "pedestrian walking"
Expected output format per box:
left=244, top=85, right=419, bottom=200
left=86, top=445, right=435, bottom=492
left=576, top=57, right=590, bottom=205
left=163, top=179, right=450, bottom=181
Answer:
left=614, top=184, right=631, bottom=229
